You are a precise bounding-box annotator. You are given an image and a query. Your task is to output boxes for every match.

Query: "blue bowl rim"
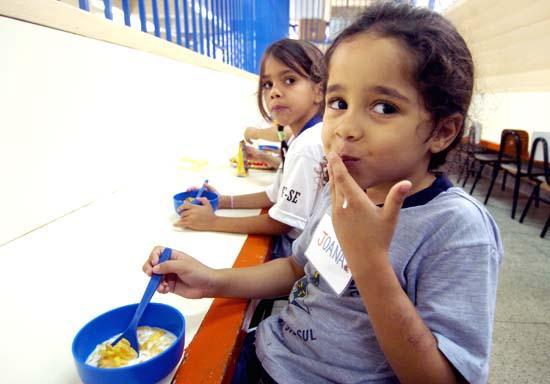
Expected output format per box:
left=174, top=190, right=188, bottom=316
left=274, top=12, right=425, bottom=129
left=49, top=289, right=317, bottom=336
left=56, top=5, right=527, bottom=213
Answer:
left=71, top=302, right=185, bottom=373
left=173, top=190, right=219, bottom=201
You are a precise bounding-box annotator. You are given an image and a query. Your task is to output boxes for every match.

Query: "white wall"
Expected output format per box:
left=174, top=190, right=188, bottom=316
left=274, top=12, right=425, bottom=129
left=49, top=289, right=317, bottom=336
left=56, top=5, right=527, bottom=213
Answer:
left=470, top=92, right=550, bottom=146
left=0, top=16, right=261, bottom=246
left=446, top=0, right=550, bottom=91
left=446, top=0, right=550, bottom=149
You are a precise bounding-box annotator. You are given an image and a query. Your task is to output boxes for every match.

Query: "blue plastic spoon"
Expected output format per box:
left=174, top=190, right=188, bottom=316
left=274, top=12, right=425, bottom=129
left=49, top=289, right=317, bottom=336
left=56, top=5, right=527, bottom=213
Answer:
left=111, top=247, right=172, bottom=354
left=191, top=179, right=209, bottom=205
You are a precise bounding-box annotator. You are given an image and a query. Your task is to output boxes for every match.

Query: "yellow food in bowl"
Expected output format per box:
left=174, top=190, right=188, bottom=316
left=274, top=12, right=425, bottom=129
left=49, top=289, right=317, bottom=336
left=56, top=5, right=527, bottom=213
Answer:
left=97, top=338, right=137, bottom=368
left=86, top=326, right=176, bottom=368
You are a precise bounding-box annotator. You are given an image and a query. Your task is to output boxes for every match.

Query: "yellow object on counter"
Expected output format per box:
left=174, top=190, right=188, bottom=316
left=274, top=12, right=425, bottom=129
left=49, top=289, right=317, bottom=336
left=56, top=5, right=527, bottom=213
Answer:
left=178, top=156, right=209, bottom=172
left=236, top=140, right=249, bottom=177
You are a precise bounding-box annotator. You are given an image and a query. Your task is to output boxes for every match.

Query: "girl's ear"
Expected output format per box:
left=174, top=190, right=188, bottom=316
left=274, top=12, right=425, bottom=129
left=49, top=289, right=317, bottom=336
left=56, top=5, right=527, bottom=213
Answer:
left=313, top=83, right=324, bottom=105
left=429, top=113, right=463, bottom=154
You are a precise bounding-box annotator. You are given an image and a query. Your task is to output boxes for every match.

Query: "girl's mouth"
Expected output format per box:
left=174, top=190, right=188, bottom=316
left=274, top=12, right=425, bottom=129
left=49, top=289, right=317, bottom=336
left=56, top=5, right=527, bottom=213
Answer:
left=271, top=105, right=289, bottom=113
left=339, top=155, right=360, bottom=164
left=339, top=154, right=361, bottom=173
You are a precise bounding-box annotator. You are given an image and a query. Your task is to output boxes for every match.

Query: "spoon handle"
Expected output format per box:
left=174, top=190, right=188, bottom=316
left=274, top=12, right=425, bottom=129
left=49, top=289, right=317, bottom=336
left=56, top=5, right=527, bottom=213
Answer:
left=129, top=247, right=172, bottom=328
left=192, top=179, right=209, bottom=204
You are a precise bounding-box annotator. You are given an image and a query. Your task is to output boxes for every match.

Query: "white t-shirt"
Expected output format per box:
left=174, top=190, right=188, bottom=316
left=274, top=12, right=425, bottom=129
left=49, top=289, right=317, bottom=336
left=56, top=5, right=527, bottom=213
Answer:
left=266, top=122, right=324, bottom=239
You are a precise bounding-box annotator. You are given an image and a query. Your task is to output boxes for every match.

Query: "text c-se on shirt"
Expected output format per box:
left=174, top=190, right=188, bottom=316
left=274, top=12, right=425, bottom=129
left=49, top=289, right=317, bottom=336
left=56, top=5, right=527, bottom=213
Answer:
left=281, top=186, right=301, bottom=204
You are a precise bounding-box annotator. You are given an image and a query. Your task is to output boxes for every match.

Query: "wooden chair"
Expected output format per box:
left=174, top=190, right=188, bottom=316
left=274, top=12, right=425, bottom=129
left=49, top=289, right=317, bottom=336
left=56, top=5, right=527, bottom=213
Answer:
left=455, top=124, right=492, bottom=185
left=487, top=133, right=547, bottom=219
left=468, top=129, right=529, bottom=218
left=466, top=129, right=521, bottom=192
left=519, top=137, right=550, bottom=238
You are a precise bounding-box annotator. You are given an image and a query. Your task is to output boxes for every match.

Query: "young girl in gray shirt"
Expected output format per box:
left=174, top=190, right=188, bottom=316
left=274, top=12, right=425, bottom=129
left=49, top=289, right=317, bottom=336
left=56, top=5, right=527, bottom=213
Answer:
left=144, top=3, right=502, bottom=383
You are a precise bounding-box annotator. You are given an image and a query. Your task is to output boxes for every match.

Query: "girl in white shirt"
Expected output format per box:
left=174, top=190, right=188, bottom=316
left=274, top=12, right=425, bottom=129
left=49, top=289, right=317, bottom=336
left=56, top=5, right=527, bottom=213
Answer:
left=176, top=39, right=326, bottom=256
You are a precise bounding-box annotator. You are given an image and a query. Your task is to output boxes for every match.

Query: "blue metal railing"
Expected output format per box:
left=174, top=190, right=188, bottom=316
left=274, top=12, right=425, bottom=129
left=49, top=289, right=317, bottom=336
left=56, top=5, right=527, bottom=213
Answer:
left=77, top=0, right=289, bottom=74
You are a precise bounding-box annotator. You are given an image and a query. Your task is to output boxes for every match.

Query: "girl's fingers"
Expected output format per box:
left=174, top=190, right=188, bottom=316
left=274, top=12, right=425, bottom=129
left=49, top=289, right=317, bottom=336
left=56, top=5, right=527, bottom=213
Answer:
left=177, top=201, right=193, bottom=215
left=149, top=246, right=162, bottom=265
left=142, top=262, right=152, bottom=276
left=166, top=278, right=176, bottom=293
left=199, top=197, right=211, bottom=209
left=158, top=281, right=169, bottom=293
left=327, top=169, right=340, bottom=212
left=382, top=180, right=412, bottom=221
left=326, top=152, right=366, bottom=209
left=179, top=208, right=191, bottom=218
left=161, top=274, right=177, bottom=293
left=186, top=184, right=217, bottom=195
left=326, top=153, right=343, bottom=209
left=152, top=259, right=181, bottom=275
left=206, top=184, right=219, bottom=195
left=144, top=246, right=164, bottom=275
left=180, top=201, right=197, bottom=215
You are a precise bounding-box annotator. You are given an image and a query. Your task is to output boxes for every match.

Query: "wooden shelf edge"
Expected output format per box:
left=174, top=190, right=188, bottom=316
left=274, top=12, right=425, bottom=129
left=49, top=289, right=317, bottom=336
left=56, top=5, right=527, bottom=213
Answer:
left=173, top=215, right=273, bottom=384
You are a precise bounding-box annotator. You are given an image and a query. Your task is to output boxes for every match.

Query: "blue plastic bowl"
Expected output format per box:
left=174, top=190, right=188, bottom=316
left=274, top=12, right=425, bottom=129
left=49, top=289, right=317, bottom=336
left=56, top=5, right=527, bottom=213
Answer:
left=72, top=303, right=185, bottom=384
left=173, top=190, right=219, bottom=213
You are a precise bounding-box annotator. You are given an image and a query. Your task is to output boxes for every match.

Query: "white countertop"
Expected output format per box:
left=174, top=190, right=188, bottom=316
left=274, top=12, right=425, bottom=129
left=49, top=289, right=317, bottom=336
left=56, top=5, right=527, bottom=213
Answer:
left=0, top=160, right=275, bottom=383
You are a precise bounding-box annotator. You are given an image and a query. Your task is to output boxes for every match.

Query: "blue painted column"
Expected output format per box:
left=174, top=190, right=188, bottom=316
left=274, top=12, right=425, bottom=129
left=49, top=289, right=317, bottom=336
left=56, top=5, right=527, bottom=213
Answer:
left=253, top=0, right=289, bottom=74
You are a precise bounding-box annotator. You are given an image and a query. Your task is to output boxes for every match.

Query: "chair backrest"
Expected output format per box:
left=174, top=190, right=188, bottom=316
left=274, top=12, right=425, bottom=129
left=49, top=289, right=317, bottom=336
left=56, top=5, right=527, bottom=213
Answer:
left=463, top=124, right=476, bottom=152
left=500, top=129, right=529, bottom=158
left=464, top=122, right=483, bottom=154
left=528, top=137, right=549, bottom=183
left=469, top=121, right=482, bottom=144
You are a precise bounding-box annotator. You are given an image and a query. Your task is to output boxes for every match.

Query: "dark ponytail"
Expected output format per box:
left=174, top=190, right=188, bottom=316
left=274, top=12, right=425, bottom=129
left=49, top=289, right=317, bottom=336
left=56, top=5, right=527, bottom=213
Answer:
left=278, top=124, right=289, bottom=169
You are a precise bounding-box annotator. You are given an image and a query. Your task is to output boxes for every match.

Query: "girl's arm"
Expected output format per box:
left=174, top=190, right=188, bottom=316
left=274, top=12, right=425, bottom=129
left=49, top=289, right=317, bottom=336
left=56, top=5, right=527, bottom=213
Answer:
left=218, top=191, right=273, bottom=209
left=216, top=255, right=303, bottom=298
left=353, top=260, right=459, bottom=383
left=326, top=153, right=459, bottom=383
left=245, top=145, right=281, bottom=169
left=176, top=209, right=292, bottom=235
left=189, top=184, right=272, bottom=209
left=244, top=125, right=292, bottom=143
left=144, top=246, right=304, bottom=299
left=177, top=190, right=288, bottom=234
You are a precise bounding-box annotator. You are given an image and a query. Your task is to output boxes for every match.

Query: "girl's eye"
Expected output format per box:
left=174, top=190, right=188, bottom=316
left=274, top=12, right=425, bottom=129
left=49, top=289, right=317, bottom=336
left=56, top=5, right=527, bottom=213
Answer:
left=262, top=81, right=273, bottom=90
left=328, top=99, right=347, bottom=110
left=284, top=77, right=296, bottom=85
left=372, top=102, right=397, bottom=115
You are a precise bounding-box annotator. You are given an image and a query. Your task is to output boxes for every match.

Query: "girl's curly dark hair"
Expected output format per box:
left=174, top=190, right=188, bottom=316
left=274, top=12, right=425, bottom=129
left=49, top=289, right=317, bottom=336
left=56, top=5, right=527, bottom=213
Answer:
left=324, top=1, right=474, bottom=170
left=317, top=156, right=329, bottom=187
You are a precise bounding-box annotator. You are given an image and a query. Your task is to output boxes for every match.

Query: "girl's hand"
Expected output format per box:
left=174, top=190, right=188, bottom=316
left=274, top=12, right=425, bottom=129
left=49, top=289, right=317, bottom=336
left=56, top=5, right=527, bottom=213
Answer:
left=186, top=182, right=219, bottom=196
left=174, top=198, right=216, bottom=231
left=244, top=126, right=259, bottom=144
left=246, top=145, right=281, bottom=169
left=142, top=246, right=217, bottom=299
left=245, top=145, right=266, bottom=161
left=326, top=152, right=412, bottom=267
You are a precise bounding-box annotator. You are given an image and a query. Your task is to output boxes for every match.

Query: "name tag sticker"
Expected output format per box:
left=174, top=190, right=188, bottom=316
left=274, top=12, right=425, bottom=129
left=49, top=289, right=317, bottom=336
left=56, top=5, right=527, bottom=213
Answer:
left=305, top=213, right=352, bottom=295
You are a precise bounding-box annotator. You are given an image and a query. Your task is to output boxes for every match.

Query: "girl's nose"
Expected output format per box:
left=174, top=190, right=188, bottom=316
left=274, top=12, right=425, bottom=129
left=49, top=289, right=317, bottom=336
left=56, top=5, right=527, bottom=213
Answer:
left=270, top=85, right=282, bottom=99
left=335, top=115, right=363, bottom=141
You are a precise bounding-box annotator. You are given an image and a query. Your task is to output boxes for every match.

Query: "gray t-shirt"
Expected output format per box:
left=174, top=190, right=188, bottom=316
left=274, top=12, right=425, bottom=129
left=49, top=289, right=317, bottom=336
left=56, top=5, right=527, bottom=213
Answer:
left=256, top=183, right=503, bottom=384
